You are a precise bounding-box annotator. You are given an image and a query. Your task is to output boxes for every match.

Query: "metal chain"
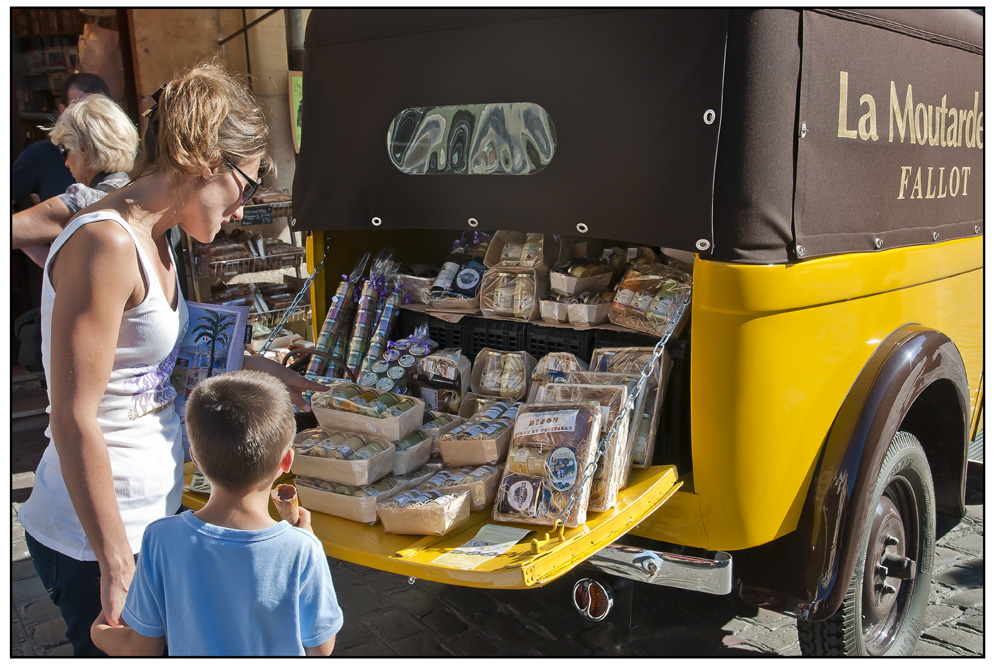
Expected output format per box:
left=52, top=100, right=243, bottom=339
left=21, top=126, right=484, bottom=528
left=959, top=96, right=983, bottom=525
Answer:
left=258, top=253, right=327, bottom=355
left=549, top=289, right=692, bottom=532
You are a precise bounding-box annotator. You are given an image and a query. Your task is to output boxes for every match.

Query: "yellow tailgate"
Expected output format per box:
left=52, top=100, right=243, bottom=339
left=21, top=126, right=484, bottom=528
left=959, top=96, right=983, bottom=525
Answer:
left=183, top=463, right=680, bottom=589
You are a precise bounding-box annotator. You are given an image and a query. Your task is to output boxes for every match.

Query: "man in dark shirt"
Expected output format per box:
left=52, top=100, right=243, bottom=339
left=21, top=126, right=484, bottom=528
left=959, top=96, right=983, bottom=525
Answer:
left=11, top=72, right=111, bottom=210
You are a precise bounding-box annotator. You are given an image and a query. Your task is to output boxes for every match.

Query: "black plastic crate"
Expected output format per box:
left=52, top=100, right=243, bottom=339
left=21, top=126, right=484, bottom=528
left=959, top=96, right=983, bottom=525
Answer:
left=593, top=327, right=660, bottom=351
left=526, top=326, right=596, bottom=361
left=463, top=317, right=528, bottom=358
left=397, top=308, right=463, bottom=351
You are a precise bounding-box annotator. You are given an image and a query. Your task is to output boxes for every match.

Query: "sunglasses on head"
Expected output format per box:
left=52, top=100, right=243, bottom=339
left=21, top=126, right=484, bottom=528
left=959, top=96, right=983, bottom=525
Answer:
left=224, top=158, right=262, bottom=208
left=58, top=144, right=71, bottom=158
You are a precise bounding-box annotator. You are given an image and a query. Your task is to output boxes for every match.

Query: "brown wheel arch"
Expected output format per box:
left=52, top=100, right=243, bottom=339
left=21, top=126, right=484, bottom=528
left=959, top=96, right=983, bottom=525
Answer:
left=735, top=325, right=970, bottom=621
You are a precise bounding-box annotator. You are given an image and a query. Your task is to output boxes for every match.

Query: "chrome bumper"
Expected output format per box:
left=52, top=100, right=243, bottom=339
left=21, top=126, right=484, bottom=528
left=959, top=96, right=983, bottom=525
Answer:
left=586, top=544, right=733, bottom=595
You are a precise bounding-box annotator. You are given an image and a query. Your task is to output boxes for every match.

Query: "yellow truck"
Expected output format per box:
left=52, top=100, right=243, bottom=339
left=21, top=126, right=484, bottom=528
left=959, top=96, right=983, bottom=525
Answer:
left=189, top=8, right=984, bottom=656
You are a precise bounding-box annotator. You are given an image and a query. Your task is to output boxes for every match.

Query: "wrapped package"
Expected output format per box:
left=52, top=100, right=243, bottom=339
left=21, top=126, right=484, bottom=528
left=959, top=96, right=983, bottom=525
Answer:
left=541, top=383, right=631, bottom=512
left=484, top=230, right=566, bottom=269
left=566, top=371, right=645, bottom=470
left=290, top=428, right=396, bottom=486
left=418, top=464, right=503, bottom=511
left=528, top=352, right=589, bottom=401
left=479, top=266, right=547, bottom=321
left=359, top=289, right=401, bottom=375
left=377, top=488, right=472, bottom=536
left=308, top=253, right=369, bottom=376
left=609, top=263, right=692, bottom=336
left=295, top=475, right=407, bottom=524
left=310, top=384, right=425, bottom=442
left=437, top=401, right=520, bottom=466
left=418, top=348, right=472, bottom=414
left=589, top=348, right=673, bottom=467
left=492, top=400, right=603, bottom=528
left=471, top=348, right=536, bottom=401
left=357, top=325, right=438, bottom=394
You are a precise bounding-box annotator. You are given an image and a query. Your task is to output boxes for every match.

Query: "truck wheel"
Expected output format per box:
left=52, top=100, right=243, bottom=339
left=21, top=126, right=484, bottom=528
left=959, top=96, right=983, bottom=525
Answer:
left=797, top=431, right=935, bottom=656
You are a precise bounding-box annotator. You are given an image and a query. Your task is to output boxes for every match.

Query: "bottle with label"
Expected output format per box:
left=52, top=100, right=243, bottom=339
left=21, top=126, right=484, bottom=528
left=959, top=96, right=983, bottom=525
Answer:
left=381, top=399, right=416, bottom=419
left=493, top=275, right=517, bottom=315
left=452, top=238, right=491, bottom=298
left=646, top=278, right=681, bottom=324
left=329, top=384, right=363, bottom=409
left=479, top=352, right=504, bottom=393
left=430, top=237, right=473, bottom=297
left=511, top=274, right=534, bottom=319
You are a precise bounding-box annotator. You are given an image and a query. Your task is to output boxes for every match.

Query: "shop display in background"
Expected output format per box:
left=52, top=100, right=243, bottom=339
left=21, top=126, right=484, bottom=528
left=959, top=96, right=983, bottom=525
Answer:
left=192, top=228, right=305, bottom=279
left=308, top=253, right=369, bottom=376
left=356, top=325, right=439, bottom=394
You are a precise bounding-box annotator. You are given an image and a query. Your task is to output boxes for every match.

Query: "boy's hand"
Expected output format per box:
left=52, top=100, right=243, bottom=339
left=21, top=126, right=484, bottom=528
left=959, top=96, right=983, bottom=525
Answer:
left=295, top=506, right=314, bottom=533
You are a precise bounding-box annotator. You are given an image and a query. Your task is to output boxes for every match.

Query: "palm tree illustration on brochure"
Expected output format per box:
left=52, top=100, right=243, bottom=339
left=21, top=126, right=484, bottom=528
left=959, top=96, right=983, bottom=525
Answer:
left=190, top=309, right=237, bottom=378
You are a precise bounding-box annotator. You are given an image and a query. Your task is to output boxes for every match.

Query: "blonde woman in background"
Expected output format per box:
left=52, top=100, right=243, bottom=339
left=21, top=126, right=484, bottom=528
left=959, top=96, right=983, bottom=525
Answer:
left=17, top=61, right=327, bottom=656
left=18, top=94, right=138, bottom=267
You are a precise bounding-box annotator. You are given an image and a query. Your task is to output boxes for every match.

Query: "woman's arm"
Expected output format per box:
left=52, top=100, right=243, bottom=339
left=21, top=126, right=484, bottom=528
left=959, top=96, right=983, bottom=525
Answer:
left=91, top=614, right=166, bottom=657
left=12, top=196, right=73, bottom=249
left=47, top=221, right=145, bottom=627
left=241, top=354, right=330, bottom=412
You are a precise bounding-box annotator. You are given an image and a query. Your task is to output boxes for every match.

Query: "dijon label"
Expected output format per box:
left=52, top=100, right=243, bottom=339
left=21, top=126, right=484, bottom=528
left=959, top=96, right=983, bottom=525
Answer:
left=514, top=409, right=580, bottom=438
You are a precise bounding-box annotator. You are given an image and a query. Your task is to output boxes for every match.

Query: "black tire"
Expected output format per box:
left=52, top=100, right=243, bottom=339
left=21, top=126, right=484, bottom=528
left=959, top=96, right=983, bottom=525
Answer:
left=797, top=431, right=935, bottom=656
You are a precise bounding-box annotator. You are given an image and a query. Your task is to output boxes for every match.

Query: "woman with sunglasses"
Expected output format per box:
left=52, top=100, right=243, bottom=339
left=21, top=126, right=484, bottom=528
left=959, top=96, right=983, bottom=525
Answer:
left=18, top=61, right=326, bottom=656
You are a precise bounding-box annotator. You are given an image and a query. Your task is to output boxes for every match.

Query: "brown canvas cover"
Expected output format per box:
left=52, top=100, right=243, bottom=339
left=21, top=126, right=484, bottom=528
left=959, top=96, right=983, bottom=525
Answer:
left=293, top=8, right=726, bottom=252
left=792, top=9, right=984, bottom=260
left=294, top=8, right=982, bottom=264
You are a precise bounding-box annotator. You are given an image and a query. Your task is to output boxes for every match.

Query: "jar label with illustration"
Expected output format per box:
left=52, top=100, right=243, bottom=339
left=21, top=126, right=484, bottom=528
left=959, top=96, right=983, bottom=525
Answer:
left=514, top=409, right=580, bottom=438
left=398, top=354, right=416, bottom=368
left=387, top=366, right=406, bottom=380
left=358, top=372, right=379, bottom=387
left=376, top=377, right=396, bottom=391
left=545, top=447, right=579, bottom=491
left=455, top=268, right=482, bottom=291
left=372, top=360, right=390, bottom=373
left=384, top=349, right=402, bottom=362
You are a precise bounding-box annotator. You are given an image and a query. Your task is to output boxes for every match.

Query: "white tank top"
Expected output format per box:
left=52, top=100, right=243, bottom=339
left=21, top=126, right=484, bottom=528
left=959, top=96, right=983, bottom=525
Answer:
left=20, top=210, right=190, bottom=560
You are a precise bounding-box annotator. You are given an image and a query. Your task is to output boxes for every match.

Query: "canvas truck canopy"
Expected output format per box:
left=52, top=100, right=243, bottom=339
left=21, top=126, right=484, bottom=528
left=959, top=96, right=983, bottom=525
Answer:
left=293, top=8, right=726, bottom=253
left=293, top=8, right=983, bottom=264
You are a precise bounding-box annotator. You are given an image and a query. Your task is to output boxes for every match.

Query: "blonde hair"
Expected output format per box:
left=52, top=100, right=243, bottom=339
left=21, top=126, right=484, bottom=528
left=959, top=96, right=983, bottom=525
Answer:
left=185, top=370, right=295, bottom=491
left=48, top=94, right=139, bottom=175
left=137, top=60, right=271, bottom=181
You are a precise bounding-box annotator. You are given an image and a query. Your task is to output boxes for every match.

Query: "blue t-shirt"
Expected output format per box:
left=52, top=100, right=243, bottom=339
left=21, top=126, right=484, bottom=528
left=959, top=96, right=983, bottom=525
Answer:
left=123, top=511, right=343, bottom=656
left=11, top=140, right=75, bottom=204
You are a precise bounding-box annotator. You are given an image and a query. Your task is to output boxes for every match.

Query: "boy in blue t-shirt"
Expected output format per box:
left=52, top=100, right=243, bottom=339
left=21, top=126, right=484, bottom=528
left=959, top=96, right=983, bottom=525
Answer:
left=91, top=370, right=343, bottom=656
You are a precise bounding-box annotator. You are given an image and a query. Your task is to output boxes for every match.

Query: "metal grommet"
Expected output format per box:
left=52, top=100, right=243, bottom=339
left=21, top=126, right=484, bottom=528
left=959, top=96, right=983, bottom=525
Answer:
left=796, top=245, right=806, bottom=258
left=407, top=577, right=417, bottom=585
left=371, top=216, right=382, bottom=227
left=799, top=122, right=809, bottom=138
left=975, top=226, right=982, bottom=234
left=703, top=109, right=716, bottom=125
left=289, top=217, right=296, bottom=227
left=932, top=232, right=940, bottom=241
left=576, top=223, right=589, bottom=234
left=468, top=218, right=479, bottom=228
left=695, top=238, right=711, bottom=252
left=874, top=238, right=884, bottom=249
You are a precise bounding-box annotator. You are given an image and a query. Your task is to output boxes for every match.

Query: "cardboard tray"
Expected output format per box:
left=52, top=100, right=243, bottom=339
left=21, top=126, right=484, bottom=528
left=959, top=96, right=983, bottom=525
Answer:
left=312, top=389, right=425, bottom=442
left=291, top=442, right=396, bottom=486
left=378, top=489, right=472, bottom=536
left=297, top=479, right=405, bottom=525
left=567, top=302, right=612, bottom=328
left=394, top=434, right=433, bottom=476
left=428, top=467, right=503, bottom=511
left=549, top=270, right=612, bottom=297
left=436, top=426, right=513, bottom=467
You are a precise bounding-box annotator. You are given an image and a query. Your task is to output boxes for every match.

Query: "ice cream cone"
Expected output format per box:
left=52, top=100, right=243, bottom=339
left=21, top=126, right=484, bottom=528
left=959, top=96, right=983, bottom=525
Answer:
left=271, top=484, right=300, bottom=525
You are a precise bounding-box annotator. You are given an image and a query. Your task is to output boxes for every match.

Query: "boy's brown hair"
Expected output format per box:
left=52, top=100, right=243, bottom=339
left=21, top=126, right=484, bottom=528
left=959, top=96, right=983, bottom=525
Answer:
left=185, top=370, right=296, bottom=491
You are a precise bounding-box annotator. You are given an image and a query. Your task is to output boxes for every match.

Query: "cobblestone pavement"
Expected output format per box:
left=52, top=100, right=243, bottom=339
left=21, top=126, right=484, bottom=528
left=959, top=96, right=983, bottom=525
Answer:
left=11, top=422, right=984, bottom=656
